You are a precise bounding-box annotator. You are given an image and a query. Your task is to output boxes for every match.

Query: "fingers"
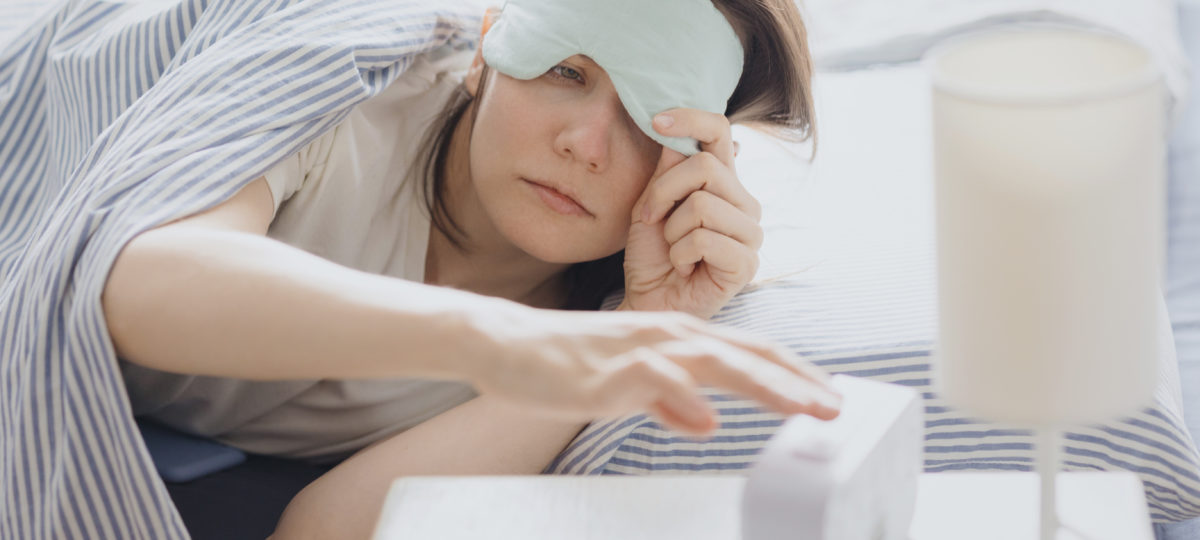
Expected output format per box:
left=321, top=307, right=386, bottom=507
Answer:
left=646, top=147, right=690, bottom=193
left=634, top=152, right=762, bottom=226
left=558, top=313, right=842, bottom=432
left=653, top=109, right=736, bottom=168
left=633, top=107, right=758, bottom=227
left=668, top=228, right=759, bottom=282
left=482, top=309, right=839, bottom=434
left=678, top=321, right=833, bottom=385
left=592, top=347, right=716, bottom=434
left=695, top=339, right=841, bottom=421
left=663, top=190, right=764, bottom=250
left=662, top=315, right=839, bottom=395
left=648, top=402, right=714, bottom=438
left=653, top=337, right=842, bottom=421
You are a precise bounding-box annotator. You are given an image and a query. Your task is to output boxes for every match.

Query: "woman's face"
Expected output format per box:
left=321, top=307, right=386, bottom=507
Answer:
left=465, top=54, right=662, bottom=264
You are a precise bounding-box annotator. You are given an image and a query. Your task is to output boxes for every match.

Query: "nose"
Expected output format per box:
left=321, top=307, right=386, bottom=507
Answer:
left=554, top=93, right=625, bottom=174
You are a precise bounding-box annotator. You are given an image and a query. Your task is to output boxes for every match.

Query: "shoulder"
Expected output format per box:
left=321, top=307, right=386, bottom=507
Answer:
left=376, top=46, right=474, bottom=105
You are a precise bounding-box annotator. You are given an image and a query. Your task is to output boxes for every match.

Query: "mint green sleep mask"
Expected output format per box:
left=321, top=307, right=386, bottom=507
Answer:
left=480, top=0, right=744, bottom=156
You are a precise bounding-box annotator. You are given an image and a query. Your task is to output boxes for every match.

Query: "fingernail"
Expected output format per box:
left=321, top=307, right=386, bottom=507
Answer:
left=654, top=114, right=674, bottom=129
left=819, top=392, right=843, bottom=411
left=789, top=389, right=828, bottom=409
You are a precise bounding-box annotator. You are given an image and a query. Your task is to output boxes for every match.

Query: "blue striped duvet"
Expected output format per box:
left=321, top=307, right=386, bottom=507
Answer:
left=0, top=1, right=481, bottom=537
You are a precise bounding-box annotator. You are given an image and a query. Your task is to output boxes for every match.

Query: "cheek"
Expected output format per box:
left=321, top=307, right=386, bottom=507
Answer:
left=586, top=129, right=659, bottom=232
left=615, top=173, right=650, bottom=215
left=617, top=138, right=661, bottom=207
left=479, top=77, right=552, bottom=136
left=468, top=80, right=557, bottom=179
left=470, top=98, right=518, bottom=160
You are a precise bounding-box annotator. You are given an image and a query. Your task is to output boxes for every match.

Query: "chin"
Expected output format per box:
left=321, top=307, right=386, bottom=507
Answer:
left=480, top=179, right=627, bottom=264
left=514, top=230, right=617, bottom=264
left=500, top=214, right=623, bottom=264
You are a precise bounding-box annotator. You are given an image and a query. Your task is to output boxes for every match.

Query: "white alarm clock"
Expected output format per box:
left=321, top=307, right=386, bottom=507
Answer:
left=741, top=375, right=923, bottom=540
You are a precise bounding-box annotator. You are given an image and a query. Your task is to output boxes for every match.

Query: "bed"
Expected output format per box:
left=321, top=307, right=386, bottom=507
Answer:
left=2, top=1, right=1198, bottom=538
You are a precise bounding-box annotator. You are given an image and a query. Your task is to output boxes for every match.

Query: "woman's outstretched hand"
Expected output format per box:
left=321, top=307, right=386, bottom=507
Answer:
left=470, top=306, right=840, bottom=436
left=621, top=108, right=762, bottom=320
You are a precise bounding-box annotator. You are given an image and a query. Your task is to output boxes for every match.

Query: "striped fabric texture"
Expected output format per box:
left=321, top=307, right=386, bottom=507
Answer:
left=0, top=1, right=481, bottom=538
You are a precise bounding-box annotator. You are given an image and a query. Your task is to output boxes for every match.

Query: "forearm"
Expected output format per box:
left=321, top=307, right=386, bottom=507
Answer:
left=102, top=226, right=514, bottom=381
left=272, top=396, right=587, bottom=540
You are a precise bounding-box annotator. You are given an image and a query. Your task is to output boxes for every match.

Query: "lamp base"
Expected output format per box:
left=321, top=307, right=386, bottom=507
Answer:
left=908, top=472, right=1151, bottom=540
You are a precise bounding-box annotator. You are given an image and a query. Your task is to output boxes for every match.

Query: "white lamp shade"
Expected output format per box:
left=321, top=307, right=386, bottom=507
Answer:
left=929, top=28, right=1166, bottom=426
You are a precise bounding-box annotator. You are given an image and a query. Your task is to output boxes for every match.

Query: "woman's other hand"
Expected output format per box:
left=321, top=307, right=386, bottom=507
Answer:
left=622, top=108, right=762, bottom=319
left=469, top=306, right=840, bottom=436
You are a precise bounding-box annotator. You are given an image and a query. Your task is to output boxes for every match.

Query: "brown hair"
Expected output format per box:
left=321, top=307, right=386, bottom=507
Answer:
left=411, top=0, right=816, bottom=310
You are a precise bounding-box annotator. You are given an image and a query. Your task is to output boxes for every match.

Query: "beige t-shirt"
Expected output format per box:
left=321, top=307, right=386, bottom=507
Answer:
left=121, top=47, right=479, bottom=461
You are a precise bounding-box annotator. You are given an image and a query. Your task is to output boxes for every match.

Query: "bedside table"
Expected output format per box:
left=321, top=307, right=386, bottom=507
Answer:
left=372, top=472, right=1151, bottom=540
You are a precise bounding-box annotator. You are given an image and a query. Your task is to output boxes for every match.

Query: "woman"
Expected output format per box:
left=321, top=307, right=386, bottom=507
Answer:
left=100, top=0, right=832, bottom=537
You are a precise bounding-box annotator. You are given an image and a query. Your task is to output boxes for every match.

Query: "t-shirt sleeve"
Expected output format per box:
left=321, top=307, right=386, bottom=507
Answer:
left=260, top=126, right=342, bottom=217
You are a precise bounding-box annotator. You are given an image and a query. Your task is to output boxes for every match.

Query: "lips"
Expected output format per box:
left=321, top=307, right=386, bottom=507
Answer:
left=522, top=177, right=591, bottom=217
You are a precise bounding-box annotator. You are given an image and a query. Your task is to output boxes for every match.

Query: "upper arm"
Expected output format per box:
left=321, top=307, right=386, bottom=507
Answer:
left=102, top=176, right=274, bottom=359
left=162, top=121, right=338, bottom=235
